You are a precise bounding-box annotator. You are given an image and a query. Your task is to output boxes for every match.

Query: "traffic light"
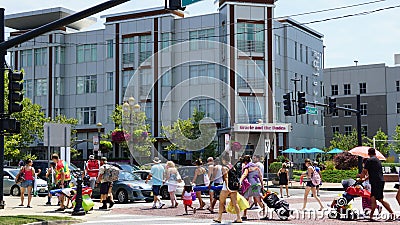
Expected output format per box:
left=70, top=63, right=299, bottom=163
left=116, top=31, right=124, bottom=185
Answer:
left=169, top=0, right=185, bottom=10
left=8, top=70, right=24, bottom=113
left=283, top=93, right=292, bottom=116
left=297, top=91, right=306, bottom=114
left=328, top=97, right=337, bottom=114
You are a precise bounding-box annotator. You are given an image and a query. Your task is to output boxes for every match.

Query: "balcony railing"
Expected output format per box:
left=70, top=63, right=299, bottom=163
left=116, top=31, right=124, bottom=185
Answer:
left=237, top=40, right=264, bottom=53
left=237, top=78, right=265, bottom=89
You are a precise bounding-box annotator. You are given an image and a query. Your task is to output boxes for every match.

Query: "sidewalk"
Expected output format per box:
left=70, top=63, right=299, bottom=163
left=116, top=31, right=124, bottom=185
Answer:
left=267, top=181, right=399, bottom=192
left=0, top=196, right=110, bottom=221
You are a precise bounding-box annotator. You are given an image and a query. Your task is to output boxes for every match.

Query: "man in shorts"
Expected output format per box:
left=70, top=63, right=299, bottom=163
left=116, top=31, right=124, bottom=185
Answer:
left=52, top=154, right=71, bottom=211
left=361, top=148, right=394, bottom=221
left=145, top=157, right=165, bottom=209
left=96, top=157, right=114, bottom=209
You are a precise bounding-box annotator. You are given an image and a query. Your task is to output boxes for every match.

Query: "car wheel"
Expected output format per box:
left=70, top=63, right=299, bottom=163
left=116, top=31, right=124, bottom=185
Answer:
left=11, top=185, right=20, bottom=196
left=117, top=189, right=129, bottom=204
left=160, top=186, right=170, bottom=200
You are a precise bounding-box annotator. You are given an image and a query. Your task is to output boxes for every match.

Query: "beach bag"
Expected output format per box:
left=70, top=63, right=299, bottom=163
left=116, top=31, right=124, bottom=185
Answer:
left=226, top=194, right=250, bottom=214
left=15, top=168, right=25, bottom=184
left=240, top=178, right=251, bottom=195
left=73, top=194, right=95, bottom=212
left=191, top=192, right=196, bottom=201
left=103, top=165, right=120, bottom=182
left=311, top=167, right=321, bottom=186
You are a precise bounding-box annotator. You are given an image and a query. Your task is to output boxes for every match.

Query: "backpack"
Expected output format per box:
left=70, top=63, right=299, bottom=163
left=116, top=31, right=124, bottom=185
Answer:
left=227, top=162, right=241, bottom=191
left=102, top=165, right=120, bottom=182
left=311, top=166, right=321, bottom=186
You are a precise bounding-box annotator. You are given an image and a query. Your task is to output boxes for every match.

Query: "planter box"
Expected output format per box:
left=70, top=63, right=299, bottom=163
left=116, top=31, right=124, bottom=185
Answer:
left=384, top=174, right=398, bottom=182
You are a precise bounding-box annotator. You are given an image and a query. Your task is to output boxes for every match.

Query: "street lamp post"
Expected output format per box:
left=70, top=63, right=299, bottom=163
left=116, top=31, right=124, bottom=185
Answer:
left=123, top=97, right=141, bottom=165
left=96, top=122, right=103, bottom=158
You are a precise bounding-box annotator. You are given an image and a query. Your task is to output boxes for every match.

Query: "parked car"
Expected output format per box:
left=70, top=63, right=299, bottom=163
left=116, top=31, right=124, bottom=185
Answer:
left=3, top=167, right=48, bottom=197
left=133, top=170, right=184, bottom=200
left=92, top=171, right=153, bottom=203
left=109, top=162, right=139, bottom=174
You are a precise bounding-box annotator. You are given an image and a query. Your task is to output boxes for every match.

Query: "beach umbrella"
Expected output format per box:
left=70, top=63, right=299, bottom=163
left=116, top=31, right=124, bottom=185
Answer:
left=327, top=148, right=343, bottom=154
left=349, top=146, right=386, bottom=160
left=298, top=148, right=309, bottom=154
left=281, top=148, right=299, bottom=154
left=309, top=148, right=324, bottom=154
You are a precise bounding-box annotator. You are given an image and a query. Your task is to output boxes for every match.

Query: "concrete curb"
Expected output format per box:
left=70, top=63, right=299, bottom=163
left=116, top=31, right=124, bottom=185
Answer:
left=24, top=220, right=81, bottom=225
left=269, top=185, right=399, bottom=192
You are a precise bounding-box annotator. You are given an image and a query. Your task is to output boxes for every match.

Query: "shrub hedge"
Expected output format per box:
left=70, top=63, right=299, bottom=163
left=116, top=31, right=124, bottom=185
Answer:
left=321, top=169, right=358, bottom=183
left=269, top=162, right=282, bottom=173
left=381, top=163, right=400, bottom=173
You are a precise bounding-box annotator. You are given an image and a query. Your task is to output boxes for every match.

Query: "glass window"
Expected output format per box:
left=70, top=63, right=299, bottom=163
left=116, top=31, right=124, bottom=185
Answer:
left=331, top=85, right=338, bottom=96
left=55, top=46, right=65, bottom=64
left=237, top=60, right=264, bottom=89
left=139, top=35, right=152, bottom=64
left=305, top=46, right=309, bottom=64
left=362, top=125, right=368, bottom=136
left=161, top=68, right=171, bottom=87
left=76, top=107, right=96, bottom=125
left=189, top=28, right=215, bottom=50
left=275, top=35, right=280, bottom=55
left=122, top=37, right=135, bottom=64
left=54, top=108, right=65, bottom=117
left=55, top=77, right=64, bottom=95
left=397, top=81, right=400, bottom=92
left=34, top=48, right=47, bottom=66
left=300, top=44, right=303, bottom=62
left=238, top=96, right=263, bottom=123
left=294, top=42, right=298, bottom=60
left=344, top=125, right=352, bottom=135
left=122, top=70, right=134, bottom=94
left=161, top=33, right=171, bottom=50
left=189, top=64, right=216, bottom=85
left=35, top=79, right=47, bottom=96
left=106, top=40, right=114, bottom=58
left=397, top=103, right=400, bottom=113
left=344, top=84, right=351, bottom=95
left=359, top=82, right=366, bottom=94
left=237, top=23, right=264, bottom=53
left=332, top=110, right=339, bottom=117
left=360, top=103, right=367, bottom=116
left=275, top=68, right=281, bottom=88
left=76, top=44, right=97, bottom=63
left=23, top=79, right=33, bottom=99
left=76, top=75, right=97, bottom=94
left=332, top=126, right=339, bottom=134
left=107, top=105, right=114, bottom=123
left=20, top=50, right=33, bottom=67
left=139, top=69, right=152, bottom=96
left=106, top=72, right=114, bottom=91
left=275, top=102, right=281, bottom=122
left=344, top=104, right=352, bottom=117
left=189, top=98, right=216, bottom=119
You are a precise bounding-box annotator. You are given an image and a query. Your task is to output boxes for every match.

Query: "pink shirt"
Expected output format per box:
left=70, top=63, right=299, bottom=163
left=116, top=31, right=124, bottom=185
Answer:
left=24, top=168, right=34, bottom=181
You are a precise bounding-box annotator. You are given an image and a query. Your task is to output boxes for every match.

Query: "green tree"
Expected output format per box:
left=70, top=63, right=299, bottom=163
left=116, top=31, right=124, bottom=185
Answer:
left=365, top=128, right=390, bottom=155
left=328, top=129, right=366, bottom=151
left=391, top=125, right=400, bottom=154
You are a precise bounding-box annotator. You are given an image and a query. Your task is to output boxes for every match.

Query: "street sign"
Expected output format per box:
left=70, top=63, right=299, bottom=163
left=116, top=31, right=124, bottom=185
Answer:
left=44, top=123, right=71, bottom=147
left=93, top=136, right=99, bottom=151
left=306, top=106, right=318, bottom=115
left=182, top=0, right=203, bottom=7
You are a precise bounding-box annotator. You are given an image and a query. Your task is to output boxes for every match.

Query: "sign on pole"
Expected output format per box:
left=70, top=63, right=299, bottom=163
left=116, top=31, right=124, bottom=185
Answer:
left=182, top=0, right=203, bottom=7
left=93, top=136, right=99, bottom=151
left=44, top=123, right=71, bottom=147
left=306, top=106, right=318, bottom=115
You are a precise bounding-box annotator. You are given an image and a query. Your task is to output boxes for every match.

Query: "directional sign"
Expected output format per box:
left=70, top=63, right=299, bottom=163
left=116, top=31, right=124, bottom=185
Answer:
left=182, top=0, right=203, bottom=7
left=306, top=106, right=318, bottom=115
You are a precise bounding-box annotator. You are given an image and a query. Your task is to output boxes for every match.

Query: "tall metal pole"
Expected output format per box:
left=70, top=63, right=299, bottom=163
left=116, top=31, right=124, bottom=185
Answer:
left=356, top=94, right=363, bottom=173
left=0, top=8, right=6, bottom=209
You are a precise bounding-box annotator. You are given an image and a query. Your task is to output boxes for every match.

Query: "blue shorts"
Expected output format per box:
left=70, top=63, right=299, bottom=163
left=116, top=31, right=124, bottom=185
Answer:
left=21, top=180, right=33, bottom=188
left=152, top=185, right=161, bottom=196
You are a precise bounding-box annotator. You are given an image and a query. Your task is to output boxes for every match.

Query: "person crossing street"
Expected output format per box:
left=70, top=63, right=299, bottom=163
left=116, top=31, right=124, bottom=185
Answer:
left=145, top=157, right=165, bottom=209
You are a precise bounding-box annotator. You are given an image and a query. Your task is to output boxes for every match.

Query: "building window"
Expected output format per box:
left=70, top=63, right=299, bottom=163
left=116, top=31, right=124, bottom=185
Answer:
left=20, top=49, right=33, bottom=67
left=54, top=108, right=65, bottom=117
left=122, top=70, right=134, bottom=94
left=237, top=23, right=264, bottom=53
left=359, top=82, right=366, bottom=94
left=294, top=42, right=298, bottom=60
left=55, top=77, right=64, bottom=95
left=34, top=48, right=47, bottom=66
left=344, top=104, right=352, bottom=117
left=331, top=84, right=338, bottom=96
left=344, top=125, right=352, bottom=135
left=320, top=81, right=325, bottom=97
left=106, top=72, right=114, bottom=91
left=189, top=98, right=216, bottom=119
left=305, top=46, right=309, bottom=64
left=238, top=96, right=263, bottom=123
left=332, top=110, right=339, bottom=117
left=139, top=35, right=152, bottom=64
left=107, top=105, right=114, bottom=123
left=361, top=125, right=368, bottom=136
left=360, top=103, right=367, bottom=116
left=189, top=28, right=215, bottom=50
left=332, top=126, right=339, bottom=134
left=161, top=33, right=171, bottom=49
left=275, top=68, right=281, bottom=88
left=76, top=75, right=97, bottom=94
left=55, top=46, right=65, bottom=64
left=300, top=44, right=303, bottom=62
left=305, top=77, right=309, bottom=94
left=122, top=37, right=135, bottom=64
left=397, top=103, right=400, bottom=113
left=275, top=102, right=281, bottom=122
left=189, top=64, right=216, bottom=85
left=161, top=68, right=171, bottom=87
left=106, top=40, right=113, bottom=58
left=139, top=69, right=152, bottom=96
left=76, top=107, right=96, bottom=125
left=76, top=44, right=97, bottom=63
left=23, top=79, right=33, bottom=99
left=35, top=79, right=47, bottom=96
left=237, top=60, right=264, bottom=89
left=397, top=81, right=400, bottom=92
left=275, top=35, right=281, bottom=55
left=344, top=83, right=351, bottom=95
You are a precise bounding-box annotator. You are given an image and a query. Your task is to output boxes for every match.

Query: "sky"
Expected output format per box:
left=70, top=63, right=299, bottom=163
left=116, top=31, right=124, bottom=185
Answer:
left=1, top=0, right=400, bottom=68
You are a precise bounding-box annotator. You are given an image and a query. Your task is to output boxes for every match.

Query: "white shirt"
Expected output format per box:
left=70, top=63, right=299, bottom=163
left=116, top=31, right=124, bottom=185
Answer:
left=256, top=162, right=264, bottom=179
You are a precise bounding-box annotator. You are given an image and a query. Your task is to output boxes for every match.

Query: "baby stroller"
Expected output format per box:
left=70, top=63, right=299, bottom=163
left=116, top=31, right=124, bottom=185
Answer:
left=328, top=179, right=369, bottom=220
left=263, top=191, right=291, bottom=220
left=50, top=186, right=94, bottom=212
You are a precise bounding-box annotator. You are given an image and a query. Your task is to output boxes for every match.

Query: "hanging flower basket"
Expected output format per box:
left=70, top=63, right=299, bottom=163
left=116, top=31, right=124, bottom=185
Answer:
left=232, top=142, right=242, bottom=152
left=112, top=130, right=126, bottom=143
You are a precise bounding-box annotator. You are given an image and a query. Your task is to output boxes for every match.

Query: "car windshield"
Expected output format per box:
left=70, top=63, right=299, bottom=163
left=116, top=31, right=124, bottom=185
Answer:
left=118, top=171, right=141, bottom=181
left=119, top=164, right=134, bottom=172
left=8, top=169, right=19, bottom=178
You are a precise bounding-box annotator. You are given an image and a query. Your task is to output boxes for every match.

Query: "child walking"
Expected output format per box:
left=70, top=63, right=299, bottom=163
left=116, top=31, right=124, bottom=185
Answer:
left=182, top=185, right=196, bottom=215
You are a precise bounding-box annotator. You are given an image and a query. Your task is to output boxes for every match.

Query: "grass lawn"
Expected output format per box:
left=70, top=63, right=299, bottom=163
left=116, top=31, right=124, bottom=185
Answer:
left=0, top=215, right=79, bottom=225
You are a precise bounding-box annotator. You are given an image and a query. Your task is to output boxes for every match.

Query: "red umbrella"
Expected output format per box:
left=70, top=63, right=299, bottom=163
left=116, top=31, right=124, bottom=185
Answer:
left=349, top=146, right=386, bottom=160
